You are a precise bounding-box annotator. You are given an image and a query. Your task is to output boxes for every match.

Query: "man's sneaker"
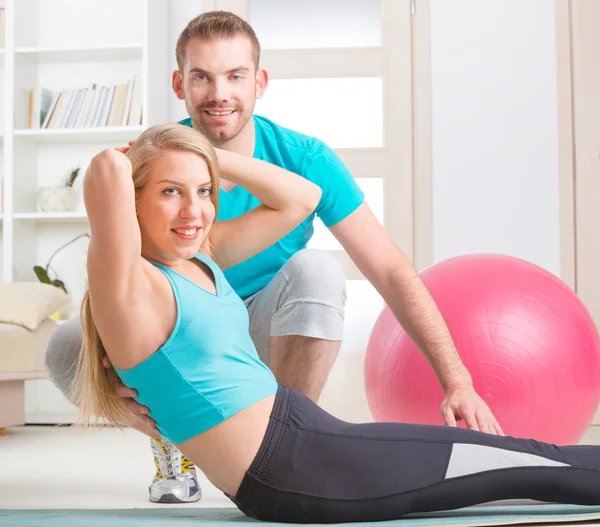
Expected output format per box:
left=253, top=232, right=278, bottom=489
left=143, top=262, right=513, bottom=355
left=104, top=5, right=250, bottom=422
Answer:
left=149, top=438, right=201, bottom=503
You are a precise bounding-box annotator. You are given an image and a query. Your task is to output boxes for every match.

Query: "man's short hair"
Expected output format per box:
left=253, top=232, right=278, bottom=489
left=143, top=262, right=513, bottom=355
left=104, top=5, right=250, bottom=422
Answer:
left=176, top=11, right=261, bottom=71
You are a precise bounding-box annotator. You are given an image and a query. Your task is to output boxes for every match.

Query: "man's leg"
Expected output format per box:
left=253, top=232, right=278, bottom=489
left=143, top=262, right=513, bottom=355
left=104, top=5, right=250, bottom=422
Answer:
left=45, top=319, right=157, bottom=438
left=245, top=249, right=346, bottom=402
left=270, top=336, right=340, bottom=402
left=44, top=318, right=200, bottom=503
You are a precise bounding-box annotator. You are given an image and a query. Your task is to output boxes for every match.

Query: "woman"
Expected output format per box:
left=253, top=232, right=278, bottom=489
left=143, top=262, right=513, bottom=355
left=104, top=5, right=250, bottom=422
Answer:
left=75, top=123, right=600, bottom=524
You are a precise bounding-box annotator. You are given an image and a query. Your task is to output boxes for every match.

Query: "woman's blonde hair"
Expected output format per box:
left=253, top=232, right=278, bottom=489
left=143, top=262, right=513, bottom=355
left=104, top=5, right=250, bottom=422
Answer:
left=73, top=123, right=220, bottom=429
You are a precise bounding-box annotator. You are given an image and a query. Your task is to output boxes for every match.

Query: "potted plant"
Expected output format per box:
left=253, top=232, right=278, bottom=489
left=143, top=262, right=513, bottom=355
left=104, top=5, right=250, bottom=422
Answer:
left=33, top=233, right=90, bottom=318
left=38, top=166, right=82, bottom=213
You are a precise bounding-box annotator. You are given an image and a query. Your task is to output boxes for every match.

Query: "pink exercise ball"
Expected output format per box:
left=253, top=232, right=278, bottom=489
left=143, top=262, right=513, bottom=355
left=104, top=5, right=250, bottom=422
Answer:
left=365, top=254, right=600, bottom=445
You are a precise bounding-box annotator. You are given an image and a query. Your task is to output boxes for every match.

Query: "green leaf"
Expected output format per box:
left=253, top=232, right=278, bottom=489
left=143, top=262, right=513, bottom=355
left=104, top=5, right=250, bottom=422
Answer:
left=33, top=265, right=51, bottom=284
left=51, top=279, right=68, bottom=294
left=33, top=266, right=68, bottom=294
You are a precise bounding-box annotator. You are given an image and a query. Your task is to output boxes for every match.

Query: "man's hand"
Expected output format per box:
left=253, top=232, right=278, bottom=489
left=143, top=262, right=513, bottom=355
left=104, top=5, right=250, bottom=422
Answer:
left=102, top=355, right=157, bottom=431
left=115, top=145, right=131, bottom=155
left=441, top=386, right=504, bottom=435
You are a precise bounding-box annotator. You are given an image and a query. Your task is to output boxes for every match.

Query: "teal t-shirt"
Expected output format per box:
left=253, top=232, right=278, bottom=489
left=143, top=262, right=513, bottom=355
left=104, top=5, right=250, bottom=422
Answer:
left=178, top=115, right=364, bottom=300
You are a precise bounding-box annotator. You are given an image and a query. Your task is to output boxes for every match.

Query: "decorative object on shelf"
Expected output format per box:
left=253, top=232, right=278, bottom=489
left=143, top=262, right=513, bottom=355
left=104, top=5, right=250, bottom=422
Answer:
left=65, top=166, right=81, bottom=187
left=38, top=165, right=82, bottom=213
left=33, top=232, right=90, bottom=320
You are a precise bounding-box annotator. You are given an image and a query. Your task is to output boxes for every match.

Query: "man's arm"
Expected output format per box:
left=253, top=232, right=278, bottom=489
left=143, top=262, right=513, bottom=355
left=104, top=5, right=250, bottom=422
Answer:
left=329, top=202, right=504, bottom=435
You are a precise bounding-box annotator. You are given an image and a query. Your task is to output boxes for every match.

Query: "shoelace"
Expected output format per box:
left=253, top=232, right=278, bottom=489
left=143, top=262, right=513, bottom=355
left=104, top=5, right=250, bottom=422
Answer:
left=152, top=439, right=182, bottom=479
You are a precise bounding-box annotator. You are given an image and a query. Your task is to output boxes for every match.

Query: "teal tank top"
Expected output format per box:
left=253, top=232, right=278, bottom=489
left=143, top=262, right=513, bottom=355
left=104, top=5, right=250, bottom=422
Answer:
left=114, top=253, right=279, bottom=444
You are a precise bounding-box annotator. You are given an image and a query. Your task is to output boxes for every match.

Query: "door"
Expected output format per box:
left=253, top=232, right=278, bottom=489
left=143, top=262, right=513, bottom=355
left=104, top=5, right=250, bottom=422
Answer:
left=556, top=0, right=600, bottom=423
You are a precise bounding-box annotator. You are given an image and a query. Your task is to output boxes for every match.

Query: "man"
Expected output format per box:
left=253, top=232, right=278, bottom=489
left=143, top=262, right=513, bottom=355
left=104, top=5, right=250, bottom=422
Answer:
left=45, top=11, right=502, bottom=505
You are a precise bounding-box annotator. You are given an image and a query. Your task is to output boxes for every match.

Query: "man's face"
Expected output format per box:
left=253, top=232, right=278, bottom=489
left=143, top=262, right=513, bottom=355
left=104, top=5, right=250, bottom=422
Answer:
left=173, top=36, right=267, bottom=145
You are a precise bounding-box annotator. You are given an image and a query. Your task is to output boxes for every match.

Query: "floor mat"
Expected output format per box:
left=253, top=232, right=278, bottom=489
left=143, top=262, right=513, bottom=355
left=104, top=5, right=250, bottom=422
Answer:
left=3, top=504, right=600, bottom=527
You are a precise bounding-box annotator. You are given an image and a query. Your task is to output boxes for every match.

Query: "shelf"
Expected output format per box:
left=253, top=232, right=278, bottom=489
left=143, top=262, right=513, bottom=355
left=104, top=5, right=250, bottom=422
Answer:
left=13, top=212, right=88, bottom=223
left=14, top=125, right=145, bottom=144
left=15, top=44, right=144, bottom=64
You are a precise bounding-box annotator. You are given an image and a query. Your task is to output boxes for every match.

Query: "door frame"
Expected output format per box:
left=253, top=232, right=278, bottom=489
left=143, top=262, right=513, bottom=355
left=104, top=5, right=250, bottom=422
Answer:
left=413, top=0, right=578, bottom=284
left=412, top=0, right=433, bottom=271
left=555, top=0, right=576, bottom=291
left=555, top=0, right=600, bottom=424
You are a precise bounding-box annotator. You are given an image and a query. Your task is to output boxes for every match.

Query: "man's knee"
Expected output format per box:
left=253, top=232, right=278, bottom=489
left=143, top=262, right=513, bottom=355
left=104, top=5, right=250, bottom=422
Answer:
left=44, top=317, right=84, bottom=403
left=279, top=249, right=347, bottom=308
left=270, top=250, right=347, bottom=341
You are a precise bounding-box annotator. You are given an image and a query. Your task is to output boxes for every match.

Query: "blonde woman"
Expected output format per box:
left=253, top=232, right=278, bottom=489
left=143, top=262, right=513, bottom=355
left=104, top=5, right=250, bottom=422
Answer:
left=76, top=123, right=600, bottom=524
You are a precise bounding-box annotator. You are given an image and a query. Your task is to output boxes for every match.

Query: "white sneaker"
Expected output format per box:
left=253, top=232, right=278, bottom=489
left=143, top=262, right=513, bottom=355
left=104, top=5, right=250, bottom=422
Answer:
left=149, top=438, right=201, bottom=503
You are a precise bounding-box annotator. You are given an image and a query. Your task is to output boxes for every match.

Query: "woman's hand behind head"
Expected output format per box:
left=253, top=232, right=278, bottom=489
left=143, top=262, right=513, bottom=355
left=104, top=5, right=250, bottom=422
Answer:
left=89, top=148, right=133, bottom=180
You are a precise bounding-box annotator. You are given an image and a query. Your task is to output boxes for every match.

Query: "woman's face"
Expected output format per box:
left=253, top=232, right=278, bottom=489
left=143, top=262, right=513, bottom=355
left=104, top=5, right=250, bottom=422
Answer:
left=135, top=150, right=216, bottom=262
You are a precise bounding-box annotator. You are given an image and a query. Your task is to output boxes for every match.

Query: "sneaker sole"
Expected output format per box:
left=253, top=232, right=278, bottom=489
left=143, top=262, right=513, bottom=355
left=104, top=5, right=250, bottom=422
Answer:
left=150, top=492, right=202, bottom=504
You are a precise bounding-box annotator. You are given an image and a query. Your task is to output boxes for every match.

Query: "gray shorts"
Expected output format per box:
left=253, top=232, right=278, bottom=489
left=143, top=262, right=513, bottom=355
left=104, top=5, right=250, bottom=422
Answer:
left=45, top=249, right=347, bottom=403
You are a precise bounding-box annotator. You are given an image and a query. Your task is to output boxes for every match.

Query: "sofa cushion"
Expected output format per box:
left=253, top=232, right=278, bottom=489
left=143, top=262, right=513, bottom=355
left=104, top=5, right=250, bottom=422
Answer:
left=0, top=319, right=56, bottom=376
left=0, top=282, right=69, bottom=331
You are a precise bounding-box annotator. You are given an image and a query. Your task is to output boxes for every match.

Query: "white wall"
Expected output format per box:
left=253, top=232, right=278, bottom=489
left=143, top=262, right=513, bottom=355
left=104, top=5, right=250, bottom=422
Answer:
left=168, top=0, right=209, bottom=122
left=430, top=0, right=561, bottom=276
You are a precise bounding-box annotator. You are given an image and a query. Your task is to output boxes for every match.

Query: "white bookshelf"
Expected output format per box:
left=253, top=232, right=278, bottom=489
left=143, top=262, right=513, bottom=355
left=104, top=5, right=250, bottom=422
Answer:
left=0, top=0, right=170, bottom=423
left=1, top=0, right=169, bottom=292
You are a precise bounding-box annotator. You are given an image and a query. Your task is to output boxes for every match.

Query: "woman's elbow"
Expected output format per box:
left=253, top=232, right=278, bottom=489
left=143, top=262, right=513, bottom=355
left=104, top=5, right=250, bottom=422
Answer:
left=285, top=184, right=321, bottom=222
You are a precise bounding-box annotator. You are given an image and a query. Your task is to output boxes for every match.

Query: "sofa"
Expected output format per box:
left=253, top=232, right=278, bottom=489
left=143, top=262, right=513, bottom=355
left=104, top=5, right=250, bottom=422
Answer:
left=0, top=282, right=69, bottom=433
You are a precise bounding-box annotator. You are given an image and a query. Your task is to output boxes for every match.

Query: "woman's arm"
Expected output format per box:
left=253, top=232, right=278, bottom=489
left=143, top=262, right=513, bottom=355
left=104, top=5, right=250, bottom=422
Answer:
left=84, top=148, right=142, bottom=300
left=210, top=149, right=322, bottom=269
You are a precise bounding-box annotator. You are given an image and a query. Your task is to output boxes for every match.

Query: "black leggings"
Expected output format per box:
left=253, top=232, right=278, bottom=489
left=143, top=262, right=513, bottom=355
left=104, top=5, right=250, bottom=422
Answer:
left=230, top=385, right=600, bottom=523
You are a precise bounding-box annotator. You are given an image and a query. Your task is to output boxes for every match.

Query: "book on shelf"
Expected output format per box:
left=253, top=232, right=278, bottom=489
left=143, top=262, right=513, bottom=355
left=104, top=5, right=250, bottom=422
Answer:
left=28, top=76, right=143, bottom=130
left=29, top=87, right=55, bottom=129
